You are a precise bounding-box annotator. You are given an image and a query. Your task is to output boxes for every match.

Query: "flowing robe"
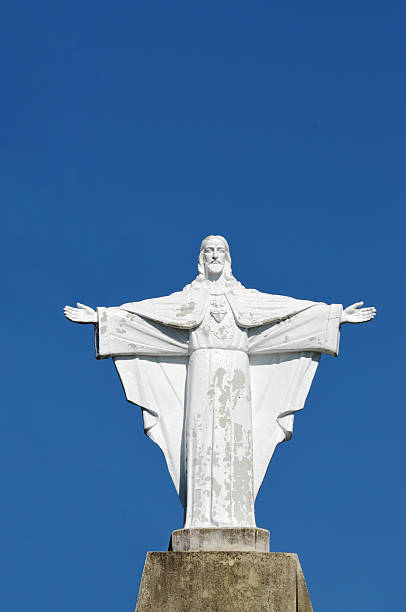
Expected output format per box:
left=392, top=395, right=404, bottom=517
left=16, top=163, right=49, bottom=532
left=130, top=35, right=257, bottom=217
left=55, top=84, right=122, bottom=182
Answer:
left=95, top=284, right=342, bottom=528
left=185, top=295, right=254, bottom=527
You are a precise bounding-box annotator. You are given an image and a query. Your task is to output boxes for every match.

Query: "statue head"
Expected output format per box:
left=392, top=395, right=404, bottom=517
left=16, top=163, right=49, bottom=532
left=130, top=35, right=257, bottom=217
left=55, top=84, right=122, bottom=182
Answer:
left=197, top=235, right=233, bottom=280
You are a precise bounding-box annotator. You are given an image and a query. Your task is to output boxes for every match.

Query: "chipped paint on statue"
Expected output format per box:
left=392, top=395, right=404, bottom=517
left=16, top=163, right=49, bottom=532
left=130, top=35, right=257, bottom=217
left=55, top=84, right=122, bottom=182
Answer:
left=64, top=235, right=376, bottom=529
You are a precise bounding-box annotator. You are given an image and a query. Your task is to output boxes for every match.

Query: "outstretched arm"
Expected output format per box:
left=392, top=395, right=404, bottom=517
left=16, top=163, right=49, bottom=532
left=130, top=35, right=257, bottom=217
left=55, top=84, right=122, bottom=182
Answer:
left=249, top=303, right=343, bottom=356
left=64, top=303, right=97, bottom=324
left=64, top=302, right=189, bottom=358
left=341, top=301, right=376, bottom=324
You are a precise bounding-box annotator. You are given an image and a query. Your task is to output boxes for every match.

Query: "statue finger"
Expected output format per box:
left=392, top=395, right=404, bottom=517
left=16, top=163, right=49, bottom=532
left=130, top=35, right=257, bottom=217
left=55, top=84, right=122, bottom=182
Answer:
left=68, top=308, right=78, bottom=314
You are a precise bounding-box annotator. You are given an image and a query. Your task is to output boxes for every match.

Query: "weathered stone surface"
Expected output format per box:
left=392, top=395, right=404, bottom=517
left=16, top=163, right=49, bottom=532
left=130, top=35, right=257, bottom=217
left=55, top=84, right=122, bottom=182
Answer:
left=285, top=553, right=313, bottom=611
left=65, top=237, right=375, bottom=535
left=135, top=551, right=313, bottom=612
left=170, top=527, right=270, bottom=552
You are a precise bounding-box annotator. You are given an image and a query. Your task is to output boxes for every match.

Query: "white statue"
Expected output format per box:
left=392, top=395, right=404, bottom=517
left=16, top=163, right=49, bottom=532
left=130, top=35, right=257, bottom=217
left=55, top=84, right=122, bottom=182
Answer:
left=64, top=235, right=375, bottom=530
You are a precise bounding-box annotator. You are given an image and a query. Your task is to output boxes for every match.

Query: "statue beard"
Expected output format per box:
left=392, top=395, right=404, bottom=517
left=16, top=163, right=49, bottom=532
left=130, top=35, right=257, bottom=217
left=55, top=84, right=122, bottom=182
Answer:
left=205, top=262, right=224, bottom=277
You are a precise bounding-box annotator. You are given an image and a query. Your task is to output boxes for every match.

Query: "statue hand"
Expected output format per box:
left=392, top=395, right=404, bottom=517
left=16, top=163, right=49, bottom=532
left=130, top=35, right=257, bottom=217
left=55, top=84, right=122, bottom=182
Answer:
left=64, top=302, right=97, bottom=324
left=341, top=301, right=376, bottom=324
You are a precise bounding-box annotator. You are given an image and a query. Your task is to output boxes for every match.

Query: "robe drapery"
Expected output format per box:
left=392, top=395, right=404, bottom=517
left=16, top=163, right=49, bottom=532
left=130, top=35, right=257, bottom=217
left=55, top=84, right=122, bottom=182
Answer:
left=96, top=283, right=342, bottom=528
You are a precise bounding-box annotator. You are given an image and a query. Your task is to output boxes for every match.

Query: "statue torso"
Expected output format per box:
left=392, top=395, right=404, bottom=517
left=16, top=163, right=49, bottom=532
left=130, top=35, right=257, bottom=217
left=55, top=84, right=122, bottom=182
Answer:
left=189, top=292, right=249, bottom=352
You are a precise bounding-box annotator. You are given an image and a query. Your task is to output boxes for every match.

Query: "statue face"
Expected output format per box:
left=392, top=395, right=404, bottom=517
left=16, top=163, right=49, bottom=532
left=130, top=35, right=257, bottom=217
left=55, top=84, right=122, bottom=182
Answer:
left=203, top=238, right=226, bottom=275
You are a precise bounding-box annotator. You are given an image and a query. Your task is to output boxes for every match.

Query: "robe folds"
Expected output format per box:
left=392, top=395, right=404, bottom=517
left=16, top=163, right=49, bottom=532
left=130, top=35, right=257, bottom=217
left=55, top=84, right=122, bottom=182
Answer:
left=96, top=282, right=342, bottom=528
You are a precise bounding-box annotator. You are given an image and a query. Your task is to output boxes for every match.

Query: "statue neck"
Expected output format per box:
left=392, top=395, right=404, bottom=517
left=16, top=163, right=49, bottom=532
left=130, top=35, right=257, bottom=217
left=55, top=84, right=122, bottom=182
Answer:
left=205, top=270, right=226, bottom=290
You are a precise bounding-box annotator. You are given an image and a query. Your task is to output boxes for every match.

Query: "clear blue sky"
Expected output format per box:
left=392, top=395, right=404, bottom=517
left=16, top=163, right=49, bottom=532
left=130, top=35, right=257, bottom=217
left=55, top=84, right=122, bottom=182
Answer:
left=1, top=2, right=404, bottom=610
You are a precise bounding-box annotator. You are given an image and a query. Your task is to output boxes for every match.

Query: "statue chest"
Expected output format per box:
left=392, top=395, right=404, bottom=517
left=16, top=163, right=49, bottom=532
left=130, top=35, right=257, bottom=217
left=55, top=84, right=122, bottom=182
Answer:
left=189, top=294, right=248, bottom=350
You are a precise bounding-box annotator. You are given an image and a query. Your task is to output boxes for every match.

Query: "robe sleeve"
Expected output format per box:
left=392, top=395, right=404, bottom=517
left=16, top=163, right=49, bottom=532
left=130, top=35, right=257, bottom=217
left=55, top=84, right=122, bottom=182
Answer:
left=248, top=303, right=342, bottom=356
left=95, top=307, right=189, bottom=358
left=95, top=307, right=189, bottom=501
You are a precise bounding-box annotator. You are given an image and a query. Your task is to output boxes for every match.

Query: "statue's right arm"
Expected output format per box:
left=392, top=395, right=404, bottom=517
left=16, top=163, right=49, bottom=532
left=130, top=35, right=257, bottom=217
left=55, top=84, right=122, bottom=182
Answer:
left=64, top=303, right=97, bottom=324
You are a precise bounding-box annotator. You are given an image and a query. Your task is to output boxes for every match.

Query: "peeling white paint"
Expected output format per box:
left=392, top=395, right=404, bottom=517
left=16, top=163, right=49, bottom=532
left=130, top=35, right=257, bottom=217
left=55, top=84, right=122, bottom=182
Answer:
left=184, top=297, right=255, bottom=528
left=63, top=236, right=377, bottom=532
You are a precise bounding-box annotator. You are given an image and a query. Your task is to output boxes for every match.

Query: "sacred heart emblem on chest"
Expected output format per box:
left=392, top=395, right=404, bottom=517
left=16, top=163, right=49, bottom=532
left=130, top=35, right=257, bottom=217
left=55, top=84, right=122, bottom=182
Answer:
left=209, top=298, right=227, bottom=324
left=210, top=310, right=227, bottom=323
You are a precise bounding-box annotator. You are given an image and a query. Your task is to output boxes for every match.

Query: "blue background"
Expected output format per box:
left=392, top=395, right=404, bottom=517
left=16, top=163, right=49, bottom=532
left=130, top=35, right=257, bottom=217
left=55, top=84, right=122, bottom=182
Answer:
left=1, top=2, right=404, bottom=610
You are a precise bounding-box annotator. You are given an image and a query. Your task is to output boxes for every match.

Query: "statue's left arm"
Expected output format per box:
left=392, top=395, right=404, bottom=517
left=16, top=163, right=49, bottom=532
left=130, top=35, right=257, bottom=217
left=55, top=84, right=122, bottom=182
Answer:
left=249, top=300, right=376, bottom=357
left=248, top=303, right=342, bottom=356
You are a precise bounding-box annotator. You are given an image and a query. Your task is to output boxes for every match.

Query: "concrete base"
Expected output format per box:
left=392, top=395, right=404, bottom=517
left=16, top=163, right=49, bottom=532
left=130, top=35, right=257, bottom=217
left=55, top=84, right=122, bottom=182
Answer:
left=135, top=551, right=313, bottom=611
left=170, top=527, right=270, bottom=552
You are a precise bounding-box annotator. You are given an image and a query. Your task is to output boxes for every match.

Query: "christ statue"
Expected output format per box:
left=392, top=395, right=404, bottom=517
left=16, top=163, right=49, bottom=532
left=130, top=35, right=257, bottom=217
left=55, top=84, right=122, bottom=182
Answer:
left=64, top=235, right=375, bottom=530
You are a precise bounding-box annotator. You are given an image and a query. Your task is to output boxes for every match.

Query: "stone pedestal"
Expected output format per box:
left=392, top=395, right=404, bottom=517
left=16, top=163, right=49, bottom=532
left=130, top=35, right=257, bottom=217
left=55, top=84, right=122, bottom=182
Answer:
left=135, top=551, right=313, bottom=611
left=170, top=527, right=270, bottom=552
